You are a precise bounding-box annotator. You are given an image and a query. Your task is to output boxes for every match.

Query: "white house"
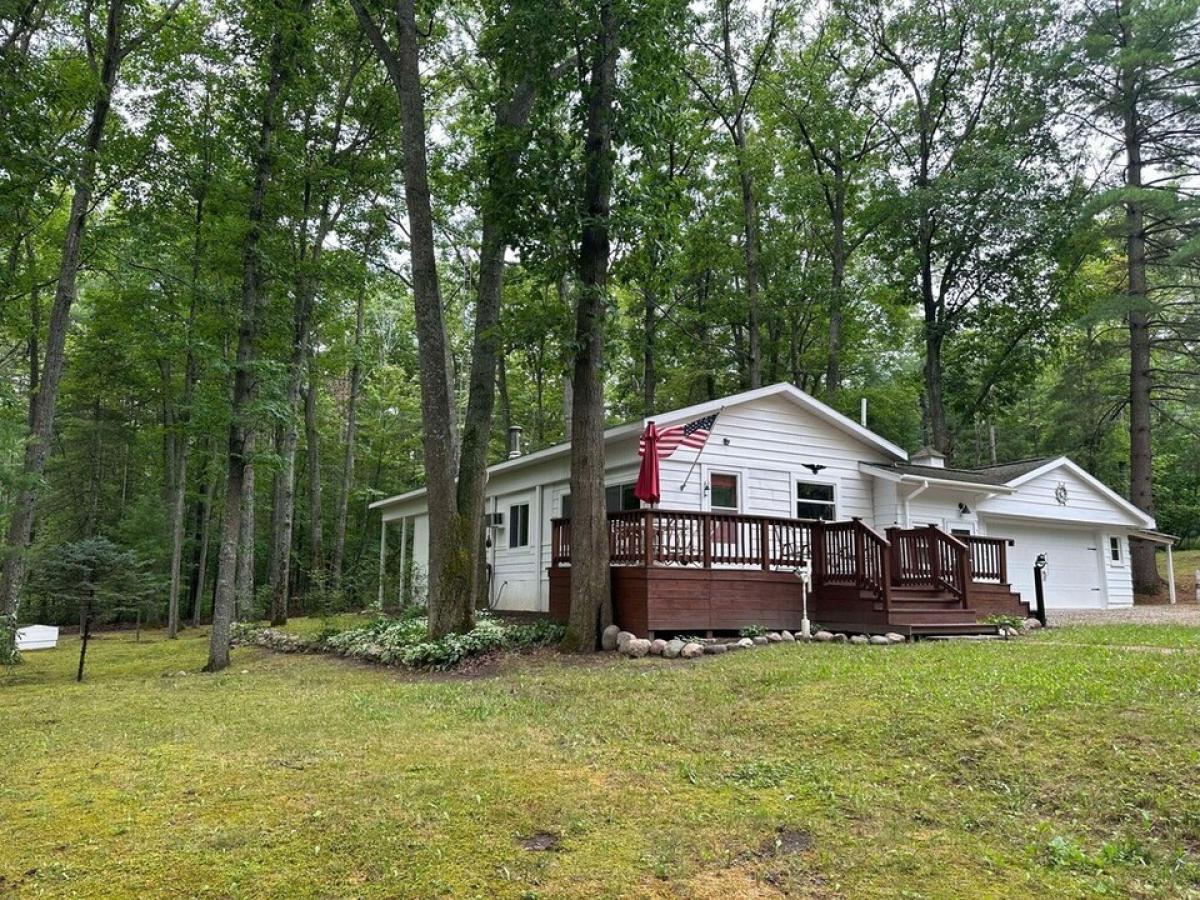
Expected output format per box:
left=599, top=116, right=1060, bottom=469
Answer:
left=371, top=383, right=1174, bottom=621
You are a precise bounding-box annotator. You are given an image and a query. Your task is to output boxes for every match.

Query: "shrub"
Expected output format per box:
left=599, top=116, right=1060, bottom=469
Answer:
left=320, top=614, right=564, bottom=671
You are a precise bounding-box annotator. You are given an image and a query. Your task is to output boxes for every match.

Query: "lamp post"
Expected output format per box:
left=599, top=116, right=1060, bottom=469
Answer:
left=794, top=561, right=812, bottom=639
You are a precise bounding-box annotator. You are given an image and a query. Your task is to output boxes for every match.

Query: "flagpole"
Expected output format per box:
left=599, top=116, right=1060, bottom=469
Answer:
left=679, top=407, right=723, bottom=492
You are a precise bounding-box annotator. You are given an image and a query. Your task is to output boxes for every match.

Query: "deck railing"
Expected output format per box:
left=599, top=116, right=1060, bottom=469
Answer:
left=551, top=509, right=813, bottom=571
left=550, top=510, right=1002, bottom=613
left=886, top=524, right=970, bottom=605
left=964, top=535, right=1010, bottom=584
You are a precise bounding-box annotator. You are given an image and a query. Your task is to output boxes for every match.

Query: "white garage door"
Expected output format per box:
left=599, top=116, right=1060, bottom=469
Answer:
left=988, top=522, right=1105, bottom=610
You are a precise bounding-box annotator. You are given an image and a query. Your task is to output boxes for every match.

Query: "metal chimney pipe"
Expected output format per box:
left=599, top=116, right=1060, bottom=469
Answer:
left=507, top=425, right=523, bottom=459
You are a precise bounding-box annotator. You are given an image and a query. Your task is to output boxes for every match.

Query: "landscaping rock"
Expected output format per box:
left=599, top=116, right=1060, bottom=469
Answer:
left=616, top=630, right=635, bottom=652
left=752, top=635, right=769, bottom=645
left=869, top=635, right=890, bottom=645
left=625, top=638, right=651, bottom=658
left=814, top=630, right=834, bottom=642
left=737, top=637, right=755, bottom=649
left=1023, top=617, right=1042, bottom=630
left=832, top=633, right=848, bottom=643
left=849, top=634, right=869, bottom=645
left=766, top=632, right=782, bottom=643
left=649, top=638, right=667, bottom=656
left=885, top=632, right=906, bottom=644
left=704, top=642, right=728, bottom=655
left=664, top=639, right=685, bottom=659
left=601, top=625, right=620, bottom=651
left=681, top=642, right=704, bottom=659
left=780, top=630, right=796, bottom=642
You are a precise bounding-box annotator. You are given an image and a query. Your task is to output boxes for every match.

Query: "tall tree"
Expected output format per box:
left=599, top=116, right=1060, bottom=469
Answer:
left=1071, top=0, right=1200, bottom=591
left=562, top=0, right=618, bottom=652
left=0, top=0, right=181, bottom=657
left=207, top=0, right=311, bottom=672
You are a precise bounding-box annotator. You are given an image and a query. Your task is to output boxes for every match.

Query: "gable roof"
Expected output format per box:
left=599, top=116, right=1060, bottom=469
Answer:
left=1002, top=457, right=1155, bottom=527
left=652, top=383, right=908, bottom=461
left=869, top=457, right=1054, bottom=487
left=370, top=382, right=907, bottom=511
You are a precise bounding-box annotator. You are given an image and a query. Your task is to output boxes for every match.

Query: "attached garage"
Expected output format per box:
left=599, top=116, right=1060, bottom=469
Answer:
left=987, top=521, right=1109, bottom=609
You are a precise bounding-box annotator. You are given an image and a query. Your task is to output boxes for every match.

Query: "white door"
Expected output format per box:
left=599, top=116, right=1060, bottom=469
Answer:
left=990, top=522, right=1105, bottom=609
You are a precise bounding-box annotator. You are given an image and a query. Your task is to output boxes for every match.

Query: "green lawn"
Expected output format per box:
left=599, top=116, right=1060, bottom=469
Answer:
left=3, top=625, right=1199, bottom=898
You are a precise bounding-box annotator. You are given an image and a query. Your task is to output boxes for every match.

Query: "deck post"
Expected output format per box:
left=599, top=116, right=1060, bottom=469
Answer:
left=760, top=519, right=770, bottom=570
left=927, top=524, right=940, bottom=590
left=643, top=509, right=655, bottom=567
left=853, top=518, right=865, bottom=590
left=880, top=534, right=892, bottom=618
left=702, top=515, right=712, bottom=568
left=811, top=522, right=824, bottom=585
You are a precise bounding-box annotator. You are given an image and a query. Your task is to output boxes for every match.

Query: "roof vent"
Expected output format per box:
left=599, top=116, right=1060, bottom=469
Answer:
left=507, top=425, right=523, bottom=460
left=910, top=446, right=946, bottom=469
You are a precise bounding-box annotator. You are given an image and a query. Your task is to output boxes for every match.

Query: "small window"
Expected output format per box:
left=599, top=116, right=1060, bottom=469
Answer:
left=605, top=482, right=640, bottom=513
left=710, top=473, right=739, bottom=511
left=1109, top=536, right=1123, bottom=564
left=508, top=503, right=530, bottom=548
left=796, top=481, right=835, bottom=520
left=561, top=494, right=571, bottom=519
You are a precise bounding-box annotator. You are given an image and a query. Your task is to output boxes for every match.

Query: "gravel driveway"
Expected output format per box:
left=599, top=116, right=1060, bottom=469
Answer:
left=1049, top=604, right=1200, bottom=626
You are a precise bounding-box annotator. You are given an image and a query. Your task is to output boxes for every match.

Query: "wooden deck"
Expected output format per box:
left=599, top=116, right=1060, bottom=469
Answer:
left=548, top=511, right=1029, bottom=638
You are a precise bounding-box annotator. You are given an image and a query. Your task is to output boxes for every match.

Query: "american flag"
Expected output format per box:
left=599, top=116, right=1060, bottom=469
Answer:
left=639, top=413, right=718, bottom=460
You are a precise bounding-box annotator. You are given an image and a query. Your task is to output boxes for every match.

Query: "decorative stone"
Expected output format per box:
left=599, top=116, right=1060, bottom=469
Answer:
left=814, top=630, right=834, bottom=642
left=766, top=632, right=782, bottom=643
left=780, top=631, right=796, bottom=642
left=625, top=638, right=651, bottom=658
left=649, top=638, right=667, bottom=656
left=616, top=630, right=635, bottom=652
left=752, top=635, right=769, bottom=645
left=885, top=632, right=906, bottom=644
left=1023, top=618, right=1042, bottom=631
left=601, top=625, right=620, bottom=651
left=681, top=642, right=704, bottom=659
left=664, top=639, right=685, bottom=659
left=737, top=637, right=755, bottom=649
left=849, top=634, right=869, bottom=645
left=832, top=633, right=848, bottom=643
left=869, top=635, right=890, bottom=645
left=704, top=643, right=728, bottom=655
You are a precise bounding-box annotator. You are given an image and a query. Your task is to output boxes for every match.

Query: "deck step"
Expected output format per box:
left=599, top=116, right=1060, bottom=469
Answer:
left=908, top=622, right=1003, bottom=636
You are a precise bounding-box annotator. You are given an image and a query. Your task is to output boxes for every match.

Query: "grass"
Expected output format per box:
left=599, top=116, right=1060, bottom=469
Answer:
left=3, top=624, right=1200, bottom=898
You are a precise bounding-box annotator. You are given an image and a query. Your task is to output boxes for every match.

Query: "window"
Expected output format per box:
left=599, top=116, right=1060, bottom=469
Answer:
left=710, top=473, right=739, bottom=511
left=561, top=483, right=639, bottom=519
left=796, top=481, right=835, bottom=520
left=508, top=503, right=530, bottom=548
left=606, top=482, right=640, bottom=513
left=1109, top=536, right=1123, bottom=564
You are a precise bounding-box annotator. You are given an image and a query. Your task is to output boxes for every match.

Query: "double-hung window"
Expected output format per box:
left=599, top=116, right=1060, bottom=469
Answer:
left=795, top=481, right=836, bottom=521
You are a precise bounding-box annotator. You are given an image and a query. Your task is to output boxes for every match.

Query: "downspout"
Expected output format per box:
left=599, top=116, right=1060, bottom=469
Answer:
left=902, top=479, right=930, bottom=528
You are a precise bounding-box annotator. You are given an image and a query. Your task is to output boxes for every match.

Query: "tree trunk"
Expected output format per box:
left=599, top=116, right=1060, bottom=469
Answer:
left=188, top=450, right=216, bottom=628
left=918, top=201, right=950, bottom=453
left=234, top=450, right=255, bottom=620
left=1122, top=35, right=1157, bottom=593
left=826, top=187, right=846, bottom=398
left=0, top=0, right=125, bottom=650
left=206, top=0, right=302, bottom=671
left=643, top=283, right=656, bottom=416
left=305, top=363, right=325, bottom=590
left=331, top=271, right=366, bottom=590
left=267, top=279, right=313, bottom=624
left=563, top=0, right=617, bottom=653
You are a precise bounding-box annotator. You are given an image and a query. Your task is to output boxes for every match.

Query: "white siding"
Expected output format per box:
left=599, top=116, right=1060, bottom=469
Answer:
left=979, top=466, right=1137, bottom=526
left=655, top=393, right=889, bottom=519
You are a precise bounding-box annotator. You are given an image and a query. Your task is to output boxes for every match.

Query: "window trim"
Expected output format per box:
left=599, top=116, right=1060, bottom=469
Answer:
left=1107, top=534, right=1124, bottom=566
left=793, top=475, right=838, bottom=522
left=508, top=502, right=530, bottom=549
left=708, top=471, right=741, bottom=513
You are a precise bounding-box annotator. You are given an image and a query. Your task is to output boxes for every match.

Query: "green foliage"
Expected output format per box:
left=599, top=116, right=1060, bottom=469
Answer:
left=312, top=614, right=565, bottom=670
